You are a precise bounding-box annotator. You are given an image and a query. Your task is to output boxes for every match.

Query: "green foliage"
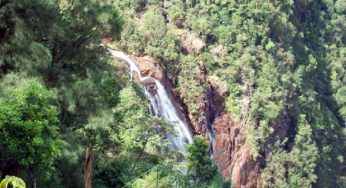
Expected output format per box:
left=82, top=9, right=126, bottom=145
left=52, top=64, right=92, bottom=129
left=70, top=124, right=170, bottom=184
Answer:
left=0, top=0, right=127, bottom=187
left=186, top=136, right=217, bottom=185
left=117, top=2, right=180, bottom=64
left=263, top=114, right=318, bottom=188
left=131, top=168, right=174, bottom=188
left=0, top=82, right=61, bottom=178
left=0, top=176, right=26, bottom=188
left=330, top=47, right=346, bottom=122
left=129, top=136, right=229, bottom=188
left=177, top=55, right=207, bottom=123
left=100, top=75, right=120, bottom=108
left=226, top=93, right=241, bottom=122
left=115, top=0, right=346, bottom=187
left=167, top=4, right=185, bottom=27
left=92, top=83, right=178, bottom=187
left=142, top=8, right=166, bottom=41
left=1, top=0, right=346, bottom=187
left=288, top=115, right=318, bottom=187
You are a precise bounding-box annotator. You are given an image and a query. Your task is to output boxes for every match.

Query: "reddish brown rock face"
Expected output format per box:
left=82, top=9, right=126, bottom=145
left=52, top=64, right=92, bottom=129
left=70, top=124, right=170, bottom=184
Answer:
left=177, top=61, right=262, bottom=188
left=212, top=115, right=261, bottom=188
left=131, top=56, right=163, bottom=80
left=112, top=52, right=262, bottom=188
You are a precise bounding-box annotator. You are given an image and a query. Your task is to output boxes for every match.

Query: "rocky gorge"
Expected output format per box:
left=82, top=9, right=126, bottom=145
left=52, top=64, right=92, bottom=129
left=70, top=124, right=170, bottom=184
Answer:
left=110, top=50, right=261, bottom=188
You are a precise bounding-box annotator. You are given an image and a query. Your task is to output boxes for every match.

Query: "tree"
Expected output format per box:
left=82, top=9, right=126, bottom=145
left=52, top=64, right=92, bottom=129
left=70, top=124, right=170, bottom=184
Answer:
left=91, top=83, right=176, bottom=187
left=141, top=8, right=167, bottom=41
left=186, top=136, right=217, bottom=185
left=0, top=82, right=61, bottom=188
left=287, top=115, right=318, bottom=187
left=262, top=114, right=318, bottom=188
left=115, top=83, right=173, bottom=180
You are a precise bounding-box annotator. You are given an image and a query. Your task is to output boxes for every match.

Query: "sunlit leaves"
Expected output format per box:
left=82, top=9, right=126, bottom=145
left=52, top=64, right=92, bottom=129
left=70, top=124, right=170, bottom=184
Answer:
left=0, top=176, right=26, bottom=188
left=0, top=81, right=61, bottom=175
left=186, top=136, right=218, bottom=186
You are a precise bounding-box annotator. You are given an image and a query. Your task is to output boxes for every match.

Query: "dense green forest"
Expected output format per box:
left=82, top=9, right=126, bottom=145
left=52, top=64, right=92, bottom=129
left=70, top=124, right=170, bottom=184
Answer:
left=0, top=0, right=346, bottom=188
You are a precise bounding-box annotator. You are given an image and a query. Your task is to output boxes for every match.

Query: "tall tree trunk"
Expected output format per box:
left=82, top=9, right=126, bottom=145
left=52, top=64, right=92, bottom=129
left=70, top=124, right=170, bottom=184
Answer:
left=84, top=148, right=94, bottom=188
left=30, top=171, right=37, bottom=188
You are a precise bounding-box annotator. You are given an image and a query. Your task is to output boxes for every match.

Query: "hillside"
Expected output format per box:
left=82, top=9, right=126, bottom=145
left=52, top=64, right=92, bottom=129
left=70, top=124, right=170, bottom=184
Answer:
left=0, top=0, right=346, bottom=188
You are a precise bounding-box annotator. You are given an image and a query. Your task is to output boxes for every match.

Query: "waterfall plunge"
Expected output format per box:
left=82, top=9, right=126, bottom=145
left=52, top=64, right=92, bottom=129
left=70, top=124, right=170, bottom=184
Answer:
left=109, top=49, right=193, bottom=152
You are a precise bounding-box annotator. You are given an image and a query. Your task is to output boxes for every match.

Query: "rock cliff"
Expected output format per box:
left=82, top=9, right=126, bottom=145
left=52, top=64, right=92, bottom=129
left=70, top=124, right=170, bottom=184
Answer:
left=116, top=53, right=262, bottom=188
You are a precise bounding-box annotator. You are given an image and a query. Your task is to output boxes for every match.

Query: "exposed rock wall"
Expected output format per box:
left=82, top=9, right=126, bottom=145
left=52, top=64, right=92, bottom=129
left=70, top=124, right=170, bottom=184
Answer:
left=212, top=115, right=261, bottom=188
left=118, top=53, right=262, bottom=188
left=182, top=62, right=262, bottom=188
left=174, top=62, right=261, bottom=188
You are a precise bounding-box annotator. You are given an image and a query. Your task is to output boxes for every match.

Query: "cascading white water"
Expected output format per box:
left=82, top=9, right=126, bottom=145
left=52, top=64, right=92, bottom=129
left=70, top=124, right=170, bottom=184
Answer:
left=108, top=49, right=193, bottom=152
left=152, top=79, right=193, bottom=151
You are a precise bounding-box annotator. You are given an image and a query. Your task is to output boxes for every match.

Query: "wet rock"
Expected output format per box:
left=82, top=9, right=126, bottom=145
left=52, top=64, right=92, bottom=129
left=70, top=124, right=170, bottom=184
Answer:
left=143, top=78, right=157, bottom=95
left=151, top=71, right=163, bottom=80
left=131, top=56, right=163, bottom=80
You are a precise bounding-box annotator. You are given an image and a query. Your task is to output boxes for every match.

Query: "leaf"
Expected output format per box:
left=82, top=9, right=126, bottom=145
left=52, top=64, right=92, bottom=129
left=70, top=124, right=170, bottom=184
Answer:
left=0, top=176, right=26, bottom=188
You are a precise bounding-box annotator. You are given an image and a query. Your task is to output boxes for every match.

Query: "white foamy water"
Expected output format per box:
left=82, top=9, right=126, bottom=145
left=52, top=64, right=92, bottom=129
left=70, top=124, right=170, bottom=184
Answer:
left=108, top=49, right=193, bottom=152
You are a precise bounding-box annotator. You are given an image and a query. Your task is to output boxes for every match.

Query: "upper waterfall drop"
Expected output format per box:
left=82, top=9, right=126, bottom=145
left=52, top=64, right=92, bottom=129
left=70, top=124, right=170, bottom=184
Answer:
left=108, top=49, right=193, bottom=152
left=108, top=50, right=147, bottom=81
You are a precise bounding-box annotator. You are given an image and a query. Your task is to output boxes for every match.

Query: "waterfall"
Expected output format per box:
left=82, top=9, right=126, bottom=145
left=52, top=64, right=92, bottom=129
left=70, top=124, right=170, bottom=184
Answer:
left=108, top=49, right=193, bottom=152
